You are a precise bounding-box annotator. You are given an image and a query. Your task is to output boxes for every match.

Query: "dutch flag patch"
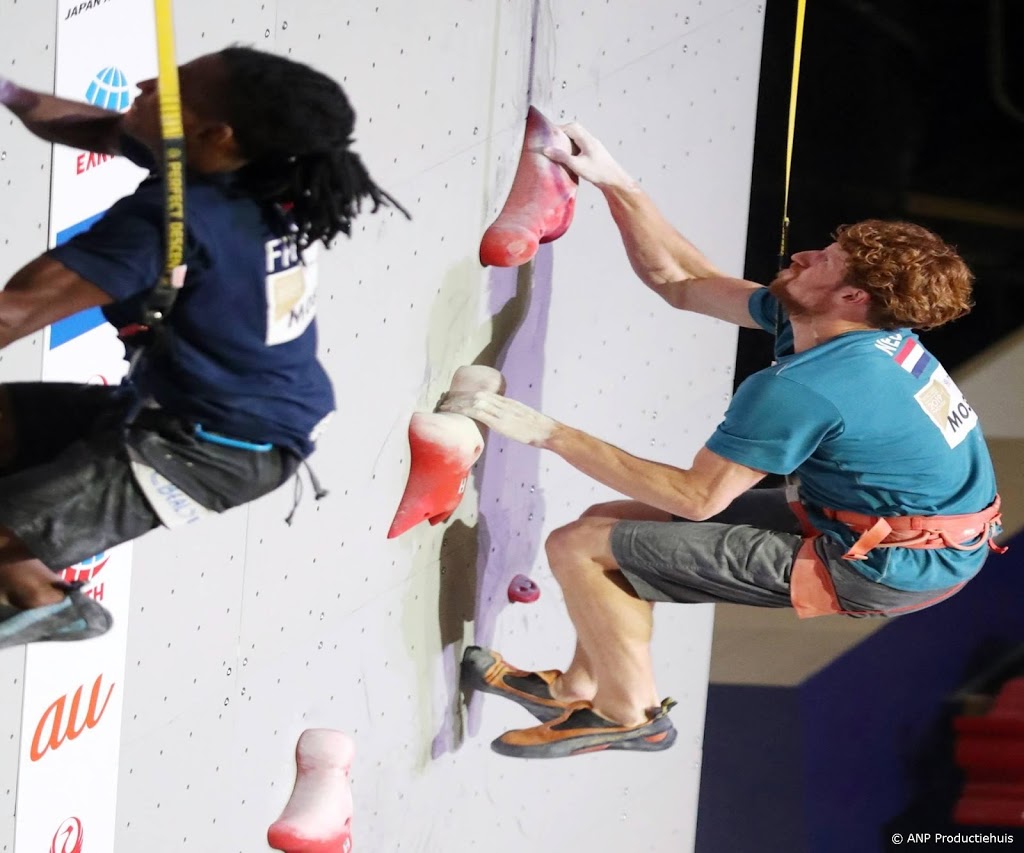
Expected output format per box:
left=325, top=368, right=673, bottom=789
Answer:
left=894, top=338, right=932, bottom=378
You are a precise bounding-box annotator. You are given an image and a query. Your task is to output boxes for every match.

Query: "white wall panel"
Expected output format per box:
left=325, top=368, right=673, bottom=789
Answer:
left=174, top=0, right=278, bottom=57
left=0, top=0, right=766, bottom=850
left=275, top=0, right=533, bottom=189
left=119, top=512, right=249, bottom=741
left=0, top=0, right=57, bottom=848
left=0, top=0, right=53, bottom=390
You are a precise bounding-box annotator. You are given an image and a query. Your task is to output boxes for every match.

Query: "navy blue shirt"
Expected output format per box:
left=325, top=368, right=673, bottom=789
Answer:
left=48, top=136, right=335, bottom=457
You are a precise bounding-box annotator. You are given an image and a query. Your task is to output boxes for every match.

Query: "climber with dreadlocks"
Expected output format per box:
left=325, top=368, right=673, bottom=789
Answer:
left=0, top=46, right=407, bottom=647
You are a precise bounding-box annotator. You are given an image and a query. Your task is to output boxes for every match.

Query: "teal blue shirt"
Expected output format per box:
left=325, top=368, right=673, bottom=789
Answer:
left=705, top=288, right=998, bottom=591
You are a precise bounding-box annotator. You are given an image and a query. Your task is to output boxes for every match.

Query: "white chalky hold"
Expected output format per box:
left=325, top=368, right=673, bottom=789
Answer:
left=447, top=364, right=505, bottom=397
left=267, top=729, right=355, bottom=853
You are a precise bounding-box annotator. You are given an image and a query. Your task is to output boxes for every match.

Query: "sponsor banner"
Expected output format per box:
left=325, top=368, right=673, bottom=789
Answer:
left=43, top=319, right=130, bottom=384
left=48, top=0, right=154, bottom=234
left=50, top=213, right=112, bottom=349
left=17, top=1, right=156, bottom=848
left=47, top=0, right=155, bottom=350
left=16, top=548, right=132, bottom=853
left=51, top=816, right=85, bottom=853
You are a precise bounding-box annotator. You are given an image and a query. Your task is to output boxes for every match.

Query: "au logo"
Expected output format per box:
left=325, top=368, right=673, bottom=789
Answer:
left=31, top=675, right=116, bottom=761
left=51, top=817, right=84, bottom=853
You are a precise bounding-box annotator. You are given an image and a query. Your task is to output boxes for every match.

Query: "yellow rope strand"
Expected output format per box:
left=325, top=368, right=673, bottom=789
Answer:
left=778, top=0, right=807, bottom=267
left=153, top=0, right=185, bottom=288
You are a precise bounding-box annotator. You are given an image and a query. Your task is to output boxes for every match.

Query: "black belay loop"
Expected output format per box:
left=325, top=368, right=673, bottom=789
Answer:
left=141, top=273, right=181, bottom=327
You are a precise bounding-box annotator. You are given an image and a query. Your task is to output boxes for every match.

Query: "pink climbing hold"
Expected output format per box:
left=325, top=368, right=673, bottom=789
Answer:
left=267, top=728, right=355, bottom=853
left=507, top=574, right=540, bottom=604
left=479, top=106, right=578, bottom=267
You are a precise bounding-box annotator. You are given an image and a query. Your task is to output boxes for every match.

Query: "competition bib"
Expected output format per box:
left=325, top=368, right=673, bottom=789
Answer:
left=264, top=236, right=318, bottom=346
left=914, top=365, right=979, bottom=449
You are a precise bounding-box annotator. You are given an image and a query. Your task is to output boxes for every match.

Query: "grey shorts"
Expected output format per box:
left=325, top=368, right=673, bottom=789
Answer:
left=609, top=488, right=962, bottom=617
left=0, top=383, right=298, bottom=570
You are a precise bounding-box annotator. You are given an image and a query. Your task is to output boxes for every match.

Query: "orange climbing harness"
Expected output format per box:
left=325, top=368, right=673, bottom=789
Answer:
left=786, top=487, right=1007, bottom=619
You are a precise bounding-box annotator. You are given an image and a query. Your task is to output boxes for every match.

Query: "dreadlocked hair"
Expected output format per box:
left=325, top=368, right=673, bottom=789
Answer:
left=217, top=46, right=409, bottom=252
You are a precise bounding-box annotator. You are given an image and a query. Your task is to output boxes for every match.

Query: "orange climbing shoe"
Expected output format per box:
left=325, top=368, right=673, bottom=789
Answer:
left=491, top=698, right=679, bottom=759
left=461, top=646, right=569, bottom=722
left=387, top=412, right=483, bottom=538
left=479, top=106, right=578, bottom=267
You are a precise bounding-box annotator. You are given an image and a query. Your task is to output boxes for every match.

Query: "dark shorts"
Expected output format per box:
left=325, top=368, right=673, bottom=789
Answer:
left=0, top=383, right=299, bottom=570
left=609, top=488, right=962, bottom=618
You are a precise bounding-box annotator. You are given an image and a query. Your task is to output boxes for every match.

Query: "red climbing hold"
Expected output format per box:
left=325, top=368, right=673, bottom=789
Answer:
left=388, top=366, right=504, bottom=538
left=479, top=106, right=578, bottom=267
left=507, top=574, right=540, bottom=604
left=387, top=412, right=483, bottom=539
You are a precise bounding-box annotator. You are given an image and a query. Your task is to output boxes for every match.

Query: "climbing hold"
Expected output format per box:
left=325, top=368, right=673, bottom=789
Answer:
left=387, top=413, right=483, bottom=538
left=447, top=364, right=506, bottom=398
left=507, top=574, right=540, bottom=604
left=479, top=106, right=578, bottom=267
left=267, top=728, right=355, bottom=853
left=388, top=366, right=505, bottom=539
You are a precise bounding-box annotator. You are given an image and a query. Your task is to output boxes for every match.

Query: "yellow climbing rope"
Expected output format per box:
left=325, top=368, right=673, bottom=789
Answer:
left=778, top=0, right=807, bottom=267
left=147, top=0, right=186, bottom=323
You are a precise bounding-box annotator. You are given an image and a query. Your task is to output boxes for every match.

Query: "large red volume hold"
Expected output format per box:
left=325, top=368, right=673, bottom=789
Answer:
left=479, top=106, right=578, bottom=267
left=387, top=412, right=484, bottom=539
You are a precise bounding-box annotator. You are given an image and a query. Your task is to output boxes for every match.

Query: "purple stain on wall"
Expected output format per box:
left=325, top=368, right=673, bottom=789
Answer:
left=429, top=247, right=555, bottom=756
left=467, top=245, right=554, bottom=735
left=434, top=0, right=552, bottom=752
left=429, top=248, right=555, bottom=756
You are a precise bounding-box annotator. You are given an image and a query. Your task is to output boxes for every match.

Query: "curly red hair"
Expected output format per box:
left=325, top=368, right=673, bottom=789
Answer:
left=835, top=220, right=973, bottom=330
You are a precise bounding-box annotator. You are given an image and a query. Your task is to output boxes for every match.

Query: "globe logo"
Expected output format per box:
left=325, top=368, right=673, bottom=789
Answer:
left=61, top=552, right=110, bottom=584
left=85, top=66, right=131, bottom=111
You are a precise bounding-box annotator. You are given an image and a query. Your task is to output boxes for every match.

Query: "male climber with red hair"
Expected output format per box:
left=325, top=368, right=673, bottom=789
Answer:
left=445, top=123, right=1001, bottom=759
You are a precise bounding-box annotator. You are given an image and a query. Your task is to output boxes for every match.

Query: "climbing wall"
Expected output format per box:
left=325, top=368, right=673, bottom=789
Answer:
left=0, top=1, right=56, bottom=847
left=0, top=0, right=766, bottom=850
